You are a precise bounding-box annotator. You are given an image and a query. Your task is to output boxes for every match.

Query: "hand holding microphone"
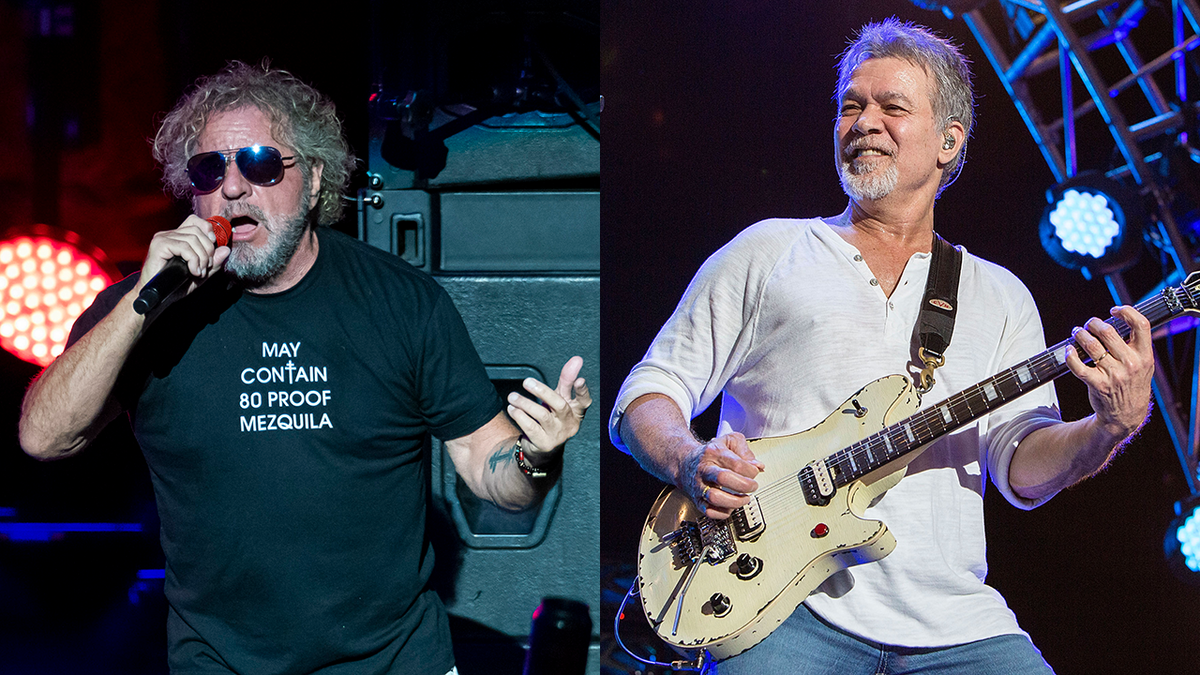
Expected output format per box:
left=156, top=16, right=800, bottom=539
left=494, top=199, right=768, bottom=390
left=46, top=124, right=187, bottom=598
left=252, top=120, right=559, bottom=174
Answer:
left=133, top=216, right=232, bottom=315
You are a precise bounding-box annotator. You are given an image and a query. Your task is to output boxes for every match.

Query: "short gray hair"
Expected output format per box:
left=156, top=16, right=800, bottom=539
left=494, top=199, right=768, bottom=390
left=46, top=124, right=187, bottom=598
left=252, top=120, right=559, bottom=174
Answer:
left=152, top=61, right=356, bottom=226
left=836, top=18, right=974, bottom=194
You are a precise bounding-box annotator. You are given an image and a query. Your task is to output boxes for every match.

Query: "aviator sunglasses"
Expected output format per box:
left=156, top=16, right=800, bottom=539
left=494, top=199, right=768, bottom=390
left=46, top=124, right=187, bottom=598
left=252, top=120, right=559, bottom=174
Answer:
left=186, top=145, right=295, bottom=193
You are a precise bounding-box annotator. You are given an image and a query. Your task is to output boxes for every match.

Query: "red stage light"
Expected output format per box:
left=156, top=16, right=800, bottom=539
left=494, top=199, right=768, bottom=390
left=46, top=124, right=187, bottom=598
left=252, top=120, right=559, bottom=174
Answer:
left=0, top=226, right=118, bottom=367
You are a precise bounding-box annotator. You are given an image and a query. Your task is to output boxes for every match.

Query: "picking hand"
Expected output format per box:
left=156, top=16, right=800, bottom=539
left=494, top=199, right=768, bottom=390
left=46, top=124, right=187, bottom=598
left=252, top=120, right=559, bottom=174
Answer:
left=681, top=431, right=764, bottom=520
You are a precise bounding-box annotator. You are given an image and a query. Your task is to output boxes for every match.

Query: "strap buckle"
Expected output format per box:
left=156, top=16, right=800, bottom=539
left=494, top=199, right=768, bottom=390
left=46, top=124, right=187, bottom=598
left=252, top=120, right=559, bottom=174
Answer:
left=915, top=347, right=945, bottom=395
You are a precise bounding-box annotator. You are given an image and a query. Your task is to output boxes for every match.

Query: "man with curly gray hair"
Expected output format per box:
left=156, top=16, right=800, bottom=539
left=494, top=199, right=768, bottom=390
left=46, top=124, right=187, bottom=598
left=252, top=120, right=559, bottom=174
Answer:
left=612, top=19, right=1151, bottom=673
left=20, top=62, right=590, bottom=675
left=149, top=61, right=357, bottom=289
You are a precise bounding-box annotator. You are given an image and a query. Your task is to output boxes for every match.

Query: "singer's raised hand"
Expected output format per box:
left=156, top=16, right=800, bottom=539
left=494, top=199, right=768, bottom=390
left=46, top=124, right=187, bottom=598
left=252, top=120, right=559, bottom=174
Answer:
left=20, top=215, right=233, bottom=459
left=135, top=216, right=232, bottom=314
left=143, top=215, right=231, bottom=280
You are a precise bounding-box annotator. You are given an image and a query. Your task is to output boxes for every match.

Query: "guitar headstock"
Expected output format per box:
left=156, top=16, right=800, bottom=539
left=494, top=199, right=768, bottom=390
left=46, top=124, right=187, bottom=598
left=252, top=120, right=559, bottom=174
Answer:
left=1178, top=271, right=1200, bottom=316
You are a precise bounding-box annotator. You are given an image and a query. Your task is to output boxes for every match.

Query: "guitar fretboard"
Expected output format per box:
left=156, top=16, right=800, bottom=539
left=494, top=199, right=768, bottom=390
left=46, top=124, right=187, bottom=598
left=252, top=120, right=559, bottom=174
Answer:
left=816, top=280, right=1195, bottom=489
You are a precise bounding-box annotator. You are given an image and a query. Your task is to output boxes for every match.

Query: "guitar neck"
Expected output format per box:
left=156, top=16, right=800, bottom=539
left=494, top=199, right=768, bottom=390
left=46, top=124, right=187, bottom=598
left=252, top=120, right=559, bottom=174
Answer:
left=823, top=282, right=1193, bottom=489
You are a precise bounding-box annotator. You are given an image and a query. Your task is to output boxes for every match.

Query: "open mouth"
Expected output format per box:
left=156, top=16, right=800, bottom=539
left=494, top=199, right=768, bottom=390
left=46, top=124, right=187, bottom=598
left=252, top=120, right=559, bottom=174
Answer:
left=229, top=215, right=261, bottom=242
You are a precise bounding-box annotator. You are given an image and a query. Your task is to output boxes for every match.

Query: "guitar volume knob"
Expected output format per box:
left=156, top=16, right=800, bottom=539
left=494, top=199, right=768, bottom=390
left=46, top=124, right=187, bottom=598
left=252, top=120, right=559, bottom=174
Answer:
left=709, top=592, right=732, bottom=617
left=735, top=553, right=763, bottom=580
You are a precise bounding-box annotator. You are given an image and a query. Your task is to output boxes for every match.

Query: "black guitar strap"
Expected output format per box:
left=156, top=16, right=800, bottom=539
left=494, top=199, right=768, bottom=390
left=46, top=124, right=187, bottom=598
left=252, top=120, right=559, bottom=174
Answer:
left=914, top=233, right=962, bottom=394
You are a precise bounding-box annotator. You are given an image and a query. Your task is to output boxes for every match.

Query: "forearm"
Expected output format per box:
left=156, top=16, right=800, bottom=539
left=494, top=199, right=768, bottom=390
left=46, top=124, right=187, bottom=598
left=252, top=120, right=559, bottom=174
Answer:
left=1011, top=305, right=1154, bottom=500
left=453, top=357, right=588, bottom=510
left=19, top=289, right=143, bottom=460
left=619, top=393, right=762, bottom=519
left=447, top=411, right=563, bottom=512
left=618, top=394, right=703, bottom=488
left=1008, top=413, right=1138, bottom=500
left=474, top=434, right=561, bottom=511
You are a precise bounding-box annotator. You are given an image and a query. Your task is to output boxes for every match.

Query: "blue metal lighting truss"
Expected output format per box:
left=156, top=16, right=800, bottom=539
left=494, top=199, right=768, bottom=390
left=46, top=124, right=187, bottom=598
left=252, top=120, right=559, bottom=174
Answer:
left=937, top=0, right=1200, bottom=494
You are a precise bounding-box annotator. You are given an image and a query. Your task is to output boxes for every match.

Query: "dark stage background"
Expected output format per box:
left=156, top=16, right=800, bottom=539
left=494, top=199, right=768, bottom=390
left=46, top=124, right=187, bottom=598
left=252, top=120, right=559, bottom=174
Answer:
left=600, top=2, right=1200, bottom=673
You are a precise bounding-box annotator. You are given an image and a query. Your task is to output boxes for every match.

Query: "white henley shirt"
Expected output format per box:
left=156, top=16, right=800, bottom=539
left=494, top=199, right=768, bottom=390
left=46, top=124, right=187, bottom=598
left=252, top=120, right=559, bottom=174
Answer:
left=611, top=215, right=1064, bottom=647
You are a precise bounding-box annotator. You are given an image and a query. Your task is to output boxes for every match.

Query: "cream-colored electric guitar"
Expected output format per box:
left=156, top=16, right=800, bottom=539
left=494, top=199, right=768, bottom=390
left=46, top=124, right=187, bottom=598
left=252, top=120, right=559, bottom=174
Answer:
left=636, top=273, right=1200, bottom=661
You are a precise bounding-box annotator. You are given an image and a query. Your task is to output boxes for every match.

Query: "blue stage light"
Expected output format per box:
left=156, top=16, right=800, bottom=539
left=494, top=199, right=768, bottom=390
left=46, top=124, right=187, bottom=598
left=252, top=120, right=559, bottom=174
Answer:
left=1176, top=509, right=1200, bottom=572
left=1038, top=172, right=1144, bottom=279
left=1165, top=495, right=1200, bottom=583
left=1048, top=190, right=1121, bottom=258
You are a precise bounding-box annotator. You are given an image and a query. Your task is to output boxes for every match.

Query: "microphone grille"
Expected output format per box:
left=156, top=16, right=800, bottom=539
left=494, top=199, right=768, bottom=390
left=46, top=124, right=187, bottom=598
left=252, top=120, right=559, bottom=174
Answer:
left=207, top=216, right=232, bottom=247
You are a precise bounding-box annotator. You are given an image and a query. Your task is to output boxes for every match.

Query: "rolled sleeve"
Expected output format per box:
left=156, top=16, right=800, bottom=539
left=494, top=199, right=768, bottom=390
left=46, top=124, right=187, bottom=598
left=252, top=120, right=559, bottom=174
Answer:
left=985, top=405, right=1065, bottom=510
left=609, top=365, right=699, bottom=454
left=608, top=220, right=799, bottom=454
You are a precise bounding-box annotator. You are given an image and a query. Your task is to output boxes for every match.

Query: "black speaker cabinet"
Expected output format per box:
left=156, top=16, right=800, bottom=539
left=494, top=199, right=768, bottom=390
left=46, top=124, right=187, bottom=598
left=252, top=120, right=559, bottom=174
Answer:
left=359, top=185, right=599, bottom=673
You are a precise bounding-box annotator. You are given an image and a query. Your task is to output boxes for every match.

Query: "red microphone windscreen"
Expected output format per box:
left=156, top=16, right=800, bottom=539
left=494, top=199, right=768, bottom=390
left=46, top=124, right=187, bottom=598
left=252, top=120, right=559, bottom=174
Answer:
left=206, top=216, right=232, bottom=247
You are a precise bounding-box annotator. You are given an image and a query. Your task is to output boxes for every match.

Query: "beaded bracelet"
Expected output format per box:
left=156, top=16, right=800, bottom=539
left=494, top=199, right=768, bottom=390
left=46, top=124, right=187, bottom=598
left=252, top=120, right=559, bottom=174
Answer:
left=514, top=438, right=559, bottom=478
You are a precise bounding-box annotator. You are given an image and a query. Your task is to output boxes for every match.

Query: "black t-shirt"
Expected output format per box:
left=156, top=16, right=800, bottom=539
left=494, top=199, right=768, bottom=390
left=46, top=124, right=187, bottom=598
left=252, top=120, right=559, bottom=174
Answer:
left=70, top=228, right=503, bottom=675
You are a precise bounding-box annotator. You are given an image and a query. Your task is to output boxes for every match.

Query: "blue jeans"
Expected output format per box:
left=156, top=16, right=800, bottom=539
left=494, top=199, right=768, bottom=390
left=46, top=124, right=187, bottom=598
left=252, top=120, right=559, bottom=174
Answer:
left=714, top=604, right=1054, bottom=674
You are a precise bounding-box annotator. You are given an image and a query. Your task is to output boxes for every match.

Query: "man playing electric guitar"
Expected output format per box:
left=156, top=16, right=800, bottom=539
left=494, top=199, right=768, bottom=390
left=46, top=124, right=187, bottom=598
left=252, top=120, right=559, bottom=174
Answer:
left=610, top=19, right=1154, bottom=674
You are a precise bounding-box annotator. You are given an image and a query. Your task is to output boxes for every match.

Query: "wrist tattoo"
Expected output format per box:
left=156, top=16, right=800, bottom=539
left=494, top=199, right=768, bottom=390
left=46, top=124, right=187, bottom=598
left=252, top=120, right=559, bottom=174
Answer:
left=487, top=441, right=519, bottom=474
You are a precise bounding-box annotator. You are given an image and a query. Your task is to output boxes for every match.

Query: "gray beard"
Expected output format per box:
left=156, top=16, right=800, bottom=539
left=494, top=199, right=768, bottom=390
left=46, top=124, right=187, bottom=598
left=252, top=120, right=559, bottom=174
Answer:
left=838, top=156, right=899, bottom=202
left=224, top=209, right=309, bottom=287
left=193, top=171, right=315, bottom=289
left=206, top=172, right=314, bottom=287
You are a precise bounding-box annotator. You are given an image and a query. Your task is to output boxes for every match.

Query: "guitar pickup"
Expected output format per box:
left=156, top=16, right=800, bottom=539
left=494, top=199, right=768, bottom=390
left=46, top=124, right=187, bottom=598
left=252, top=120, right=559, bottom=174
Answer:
left=799, top=459, right=836, bottom=506
left=731, top=497, right=765, bottom=541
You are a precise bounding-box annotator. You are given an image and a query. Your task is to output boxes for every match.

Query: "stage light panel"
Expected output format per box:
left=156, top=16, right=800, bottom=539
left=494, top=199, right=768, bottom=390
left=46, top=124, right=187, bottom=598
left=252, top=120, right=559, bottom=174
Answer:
left=1047, top=190, right=1120, bottom=258
left=1176, top=508, right=1200, bottom=572
left=0, top=227, right=116, bottom=367
left=1038, top=172, right=1144, bottom=278
left=1165, top=495, right=1200, bottom=584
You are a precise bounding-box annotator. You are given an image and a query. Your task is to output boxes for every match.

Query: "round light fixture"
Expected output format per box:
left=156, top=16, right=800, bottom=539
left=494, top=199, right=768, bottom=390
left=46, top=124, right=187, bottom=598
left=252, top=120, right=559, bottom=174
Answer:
left=0, top=226, right=118, bottom=366
left=1165, top=494, right=1200, bottom=584
left=1038, top=172, right=1145, bottom=279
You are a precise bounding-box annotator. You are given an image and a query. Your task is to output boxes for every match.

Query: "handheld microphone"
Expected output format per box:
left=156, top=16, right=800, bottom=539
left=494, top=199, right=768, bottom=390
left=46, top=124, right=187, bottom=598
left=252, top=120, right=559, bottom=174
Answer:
left=132, top=216, right=232, bottom=315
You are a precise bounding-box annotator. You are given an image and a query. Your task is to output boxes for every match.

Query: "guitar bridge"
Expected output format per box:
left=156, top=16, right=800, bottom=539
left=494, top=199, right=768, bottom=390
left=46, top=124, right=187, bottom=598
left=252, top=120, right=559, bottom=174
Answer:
left=731, top=496, right=765, bottom=540
left=670, top=517, right=737, bottom=566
